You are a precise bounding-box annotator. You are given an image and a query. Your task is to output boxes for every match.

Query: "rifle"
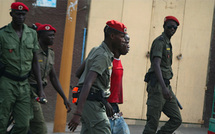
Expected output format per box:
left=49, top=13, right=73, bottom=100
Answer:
left=176, top=97, right=183, bottom=110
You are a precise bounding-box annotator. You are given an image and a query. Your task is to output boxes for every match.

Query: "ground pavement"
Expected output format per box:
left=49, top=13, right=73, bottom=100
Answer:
left=47, top=119, right=208, bottom=134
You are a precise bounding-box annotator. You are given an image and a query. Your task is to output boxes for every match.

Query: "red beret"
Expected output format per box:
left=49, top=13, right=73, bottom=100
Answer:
left=164, top=16, right=180, bottom=26
left=37, top=24, right=56, bottom=33
left=11, top=2, right=29, bottom=12
left=34, top=23, right=42, bottom=28
left=106, top=20, right=127, bottom=34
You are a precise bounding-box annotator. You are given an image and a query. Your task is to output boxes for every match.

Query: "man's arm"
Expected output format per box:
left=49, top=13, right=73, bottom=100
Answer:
left=153, top=57, right=172, bottom=100
left=68, top=70, right=97, bottom=132
left=32, top=52, right=46, bottom=99
left=75, top=61, right=85, bottom=78
left=49, top=68, right=71, bottom=112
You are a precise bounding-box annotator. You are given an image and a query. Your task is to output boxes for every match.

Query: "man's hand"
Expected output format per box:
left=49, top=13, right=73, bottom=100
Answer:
left=68, top=70, right=98, bottom=132
left=64, top=99, right=72, bottom=113
left=38, top=89, right=46, bottom=103
left=68, top=114, right=81, bottom=132
left=162, top=87, right=172, bottom=101
left=35, top=97, right=47, bottom=104
left=38, top=90, right=46, bottom=98
left=105, top=102, right=114, bottom=117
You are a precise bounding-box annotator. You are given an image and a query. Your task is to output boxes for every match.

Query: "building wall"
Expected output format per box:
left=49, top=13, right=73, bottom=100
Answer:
left=0, top=0, right=90, bottom=122
left=0, top=0, right=15, bottom=27
left=85, top=0, right=214, bottom=124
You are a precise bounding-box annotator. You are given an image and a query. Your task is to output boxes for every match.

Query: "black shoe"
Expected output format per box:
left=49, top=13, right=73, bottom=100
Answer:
left=27, top=130, right=32, bottom=134
left=156, top=130, right=161, bottom=134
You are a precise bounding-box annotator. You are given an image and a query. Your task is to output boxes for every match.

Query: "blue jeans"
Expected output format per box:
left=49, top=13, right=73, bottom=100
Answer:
left=109, top=116, right=130, bottom=134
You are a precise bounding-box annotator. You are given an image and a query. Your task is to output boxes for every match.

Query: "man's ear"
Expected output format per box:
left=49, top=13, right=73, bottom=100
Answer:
left=110, top=33, right=115, bottom=40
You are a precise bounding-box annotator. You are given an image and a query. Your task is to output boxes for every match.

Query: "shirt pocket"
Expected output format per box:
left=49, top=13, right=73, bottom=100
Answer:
left=164, top=50, right=172, bottom=65
left=23, top=44, right=34, bottom=60
left=2, top=44, right=17, bottom=59
left=26, top=43, right=34, bottom=50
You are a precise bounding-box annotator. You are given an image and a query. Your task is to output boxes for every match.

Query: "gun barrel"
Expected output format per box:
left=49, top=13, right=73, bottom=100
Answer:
left=176, top=97, right=183, bottom=110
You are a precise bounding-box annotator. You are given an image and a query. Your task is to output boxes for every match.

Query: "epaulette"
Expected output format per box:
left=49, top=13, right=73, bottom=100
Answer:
left=0, top=25, right=7, bottom=31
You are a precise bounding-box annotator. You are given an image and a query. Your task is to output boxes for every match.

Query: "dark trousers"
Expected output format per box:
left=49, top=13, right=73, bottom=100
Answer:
left=142, top=82, right=182, bottom=134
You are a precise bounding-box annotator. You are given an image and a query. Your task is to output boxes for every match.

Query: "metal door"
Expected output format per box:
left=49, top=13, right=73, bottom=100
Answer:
left=85, top=0, right=214, bottom=123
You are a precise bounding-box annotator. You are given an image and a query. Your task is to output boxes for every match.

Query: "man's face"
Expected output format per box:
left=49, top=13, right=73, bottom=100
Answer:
left=40, top=31, right=55, bottom=46
left=120, top=34, right=130, bottom=55
left=10, top=10, right=27, bottom=25
left=112, top=32, right=126, bottom=49
left=164, top=20, right=178, bottom=38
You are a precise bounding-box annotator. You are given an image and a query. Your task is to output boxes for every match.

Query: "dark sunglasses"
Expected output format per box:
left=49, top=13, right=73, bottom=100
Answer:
left=167, top=25, right=177, bottom=30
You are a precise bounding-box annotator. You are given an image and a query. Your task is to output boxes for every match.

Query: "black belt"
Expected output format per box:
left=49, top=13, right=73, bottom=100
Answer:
left=3, top=71, right=29, bottom=81
left=144, top=72, right=170, bottom=87
left=87, top=90, right=108, bottom=105
left=73, top=87, right=107, bottom=105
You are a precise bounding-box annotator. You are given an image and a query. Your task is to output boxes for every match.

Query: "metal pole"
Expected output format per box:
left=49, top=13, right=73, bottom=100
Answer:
left=53, top=0, right=78, bottom=132
left=81, top=28, right=87, bottom=63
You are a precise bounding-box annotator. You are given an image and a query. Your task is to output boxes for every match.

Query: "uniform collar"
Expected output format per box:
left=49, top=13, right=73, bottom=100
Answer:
left=5, top=23, right=32, bottom=42
left=6, top=23, right=31, bottom=33
left=101, top=41, right=114, bottom=61
left=162, top=32, right=170, bottom=44
left=37, top=46, right=44, bottom=53
left=38, top=45, right=51, bottom=56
